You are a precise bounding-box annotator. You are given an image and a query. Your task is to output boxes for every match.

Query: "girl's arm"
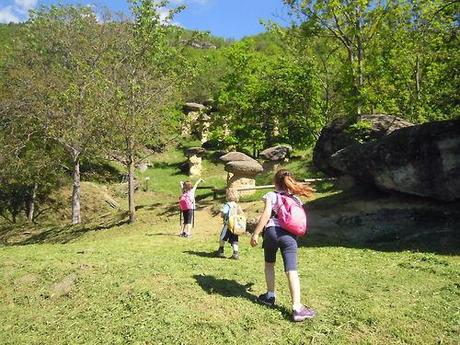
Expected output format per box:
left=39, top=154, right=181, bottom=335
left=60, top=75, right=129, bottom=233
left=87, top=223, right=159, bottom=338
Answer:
left=192, top=178, right=204, bottom=194
left=250, top=198, right=272, bottom=247
left=179, top=181, right=184, bottom=193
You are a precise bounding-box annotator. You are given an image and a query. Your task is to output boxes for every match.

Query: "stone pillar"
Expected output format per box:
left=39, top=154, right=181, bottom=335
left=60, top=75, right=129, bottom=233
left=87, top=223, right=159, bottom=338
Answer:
left=186, top=147, right=206, bottom=177
left=224, top=159, right=264, bottom=197
left=182, top=102, right=205, bottom=137
left=228, top=176, right=257, bottom=197
left=199, top=113, right=211, bottom=144
left=188, top=155, right=202, bottom=177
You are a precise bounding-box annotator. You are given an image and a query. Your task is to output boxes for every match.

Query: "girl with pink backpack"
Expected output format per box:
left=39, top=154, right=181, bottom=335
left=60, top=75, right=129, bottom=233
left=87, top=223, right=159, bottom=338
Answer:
left=250, top=169, right=316, bottom=322
left=179, top=178, right=204, bottom=237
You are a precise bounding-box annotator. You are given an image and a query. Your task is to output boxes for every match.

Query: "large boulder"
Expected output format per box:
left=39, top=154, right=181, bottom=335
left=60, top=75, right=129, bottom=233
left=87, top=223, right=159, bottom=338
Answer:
left=330, top=119, right=460, bottom=201
left=313, top=114, right=413, bottom=175
left=225, top=160, right=263, bottom=177
left=220, top=151, right=255, bottom=163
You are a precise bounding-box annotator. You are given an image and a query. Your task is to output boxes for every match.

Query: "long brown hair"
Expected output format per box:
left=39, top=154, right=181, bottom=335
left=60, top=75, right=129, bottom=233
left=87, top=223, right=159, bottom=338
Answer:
left=273, top=169, right=315, bottom=198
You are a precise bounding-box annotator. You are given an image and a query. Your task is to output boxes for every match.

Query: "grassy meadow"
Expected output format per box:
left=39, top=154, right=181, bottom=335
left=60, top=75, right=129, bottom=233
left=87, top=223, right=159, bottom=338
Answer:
left=1, top=146, right=459, bottom=345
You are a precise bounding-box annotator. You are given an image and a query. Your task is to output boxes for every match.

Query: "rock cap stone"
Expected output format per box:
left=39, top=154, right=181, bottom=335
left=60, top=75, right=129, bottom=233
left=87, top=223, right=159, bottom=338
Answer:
left=220, top=151, right=255, bottom=163
left=185, top=147, right=206, bottom=157
left=225, top=160, right=263, bottom=177
left=260, top=145, right=293, bottom=161
left=183, top=102, right=206, bottom=113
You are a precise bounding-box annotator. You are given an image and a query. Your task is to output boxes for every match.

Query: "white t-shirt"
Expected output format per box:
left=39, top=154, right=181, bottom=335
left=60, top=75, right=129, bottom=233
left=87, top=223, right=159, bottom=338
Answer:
left=263, top=191, right=303, bottom=229
left=180, top=181, right=199, bottom=209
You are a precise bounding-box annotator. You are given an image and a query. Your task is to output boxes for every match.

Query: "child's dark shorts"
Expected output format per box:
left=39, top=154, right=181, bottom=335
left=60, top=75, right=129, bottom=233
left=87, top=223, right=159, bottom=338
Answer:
left=263, top=226, right=298, bottom=272
left=182, top=210, right=193, bottom=225
left=222, top=228, right=238, bottom=244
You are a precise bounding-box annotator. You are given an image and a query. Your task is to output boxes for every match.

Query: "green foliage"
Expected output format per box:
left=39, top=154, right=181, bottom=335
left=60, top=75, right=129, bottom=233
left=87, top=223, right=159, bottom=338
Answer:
left=345, top=119, right=374, bottom=143
left=213, top=41, right=323, bottom=152
left=283, top=0, right=460, bottom=122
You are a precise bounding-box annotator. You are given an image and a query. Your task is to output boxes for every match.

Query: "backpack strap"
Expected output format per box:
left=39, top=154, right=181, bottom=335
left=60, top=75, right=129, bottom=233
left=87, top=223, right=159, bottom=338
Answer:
left=223, top=202, right=232, bottom=223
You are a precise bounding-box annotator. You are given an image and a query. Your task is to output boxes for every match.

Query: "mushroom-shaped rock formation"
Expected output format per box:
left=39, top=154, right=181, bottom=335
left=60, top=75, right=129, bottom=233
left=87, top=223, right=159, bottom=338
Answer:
left=225, top=160, right=263, bottom=196
left=181, top=102, right=207, bottom=137
left=185, top=147, right=206, bottom=177
left=260, top=145, right=293, bottom=171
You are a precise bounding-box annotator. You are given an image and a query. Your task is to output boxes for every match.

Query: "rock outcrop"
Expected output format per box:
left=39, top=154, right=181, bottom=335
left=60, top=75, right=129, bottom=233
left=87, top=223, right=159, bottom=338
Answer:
left=330, top=119, right=460, bottom=201
left=313, top=114, right=413, bottom=175
left=260, top=145, right=292, bottom=172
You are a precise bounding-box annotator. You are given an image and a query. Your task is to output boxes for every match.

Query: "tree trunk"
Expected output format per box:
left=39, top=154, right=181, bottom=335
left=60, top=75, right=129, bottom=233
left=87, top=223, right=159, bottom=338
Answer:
left=357, top=47, right=363, bottom=116
left=71, top=156, right=81, bottom=224
left=27, top=183, right=38, bottom=222
left=415, top=55, right=421, bottom=101
left=356, top=13, right=364, bottom=116
left=128, top=155, right=136, bottom=223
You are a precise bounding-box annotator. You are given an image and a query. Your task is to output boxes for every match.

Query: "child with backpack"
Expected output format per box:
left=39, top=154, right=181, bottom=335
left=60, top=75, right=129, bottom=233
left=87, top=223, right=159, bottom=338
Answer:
left=179, top=178, right=204, bottom=237
left=216, top=188, right=245, bottom=260
left=250, top=169, right=316, bottom=322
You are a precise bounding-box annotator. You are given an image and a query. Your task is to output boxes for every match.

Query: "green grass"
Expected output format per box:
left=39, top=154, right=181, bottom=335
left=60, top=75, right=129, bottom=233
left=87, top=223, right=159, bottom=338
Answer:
left=1, top=215, right=459, bottom=344
left=1, top=146, right=459, bottom=344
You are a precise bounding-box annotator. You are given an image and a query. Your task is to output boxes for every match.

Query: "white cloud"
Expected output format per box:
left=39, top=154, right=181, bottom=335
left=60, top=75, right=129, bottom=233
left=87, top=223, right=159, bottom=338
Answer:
left=158, top=7, right=182, bottom=26
left=158, top=7, right=171, bottom=23
left=14, top=0, right=38, bottom=11
left=0, top=6, right=20, bottom=23
left=0, top=0, right=38, bottom=23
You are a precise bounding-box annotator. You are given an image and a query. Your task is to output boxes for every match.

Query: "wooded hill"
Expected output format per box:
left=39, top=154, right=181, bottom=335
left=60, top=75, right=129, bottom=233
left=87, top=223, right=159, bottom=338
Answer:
left=0, top=0, right=459, bottom=226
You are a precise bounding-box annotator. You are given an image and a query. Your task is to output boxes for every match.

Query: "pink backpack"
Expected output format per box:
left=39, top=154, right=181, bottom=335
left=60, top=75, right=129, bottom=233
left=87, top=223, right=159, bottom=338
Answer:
left=179, top=192, right=193, bottom=211
left=275, top=192, right=307, bottom=236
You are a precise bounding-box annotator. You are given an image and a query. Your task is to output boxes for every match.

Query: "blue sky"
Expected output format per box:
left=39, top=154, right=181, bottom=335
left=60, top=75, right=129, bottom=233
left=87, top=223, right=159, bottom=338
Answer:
left=0, top=0, right=291, bottom=39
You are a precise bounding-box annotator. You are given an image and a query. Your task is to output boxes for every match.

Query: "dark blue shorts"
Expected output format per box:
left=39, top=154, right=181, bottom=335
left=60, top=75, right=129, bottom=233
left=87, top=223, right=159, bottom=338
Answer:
left=221, top=227, right=239, bottom=244
left=263, top=226, right=298, bottom=272
left=182, top=210, right=193, bottom=225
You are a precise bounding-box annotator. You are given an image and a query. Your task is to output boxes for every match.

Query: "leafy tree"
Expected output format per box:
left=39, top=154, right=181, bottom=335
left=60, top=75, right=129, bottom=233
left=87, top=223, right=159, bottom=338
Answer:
left=281, top=0, right=459, bottom=122
left=103, top=0, right=187, bottom=223
left=284, top=0, right=392, bottom=116
left=214, top=40, right=322, bottom=153
left=1, top=5, right=113, bottom=224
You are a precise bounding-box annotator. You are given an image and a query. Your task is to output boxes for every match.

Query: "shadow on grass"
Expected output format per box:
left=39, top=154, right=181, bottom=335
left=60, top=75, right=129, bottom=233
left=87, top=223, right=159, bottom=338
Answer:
left=299, top=187, right=460, bottom=255
left=150, top=161, right=185, bottom=175
left=1, top=213, right=129, bottom=246
left=135, top=203, right=163, bottom=211
left=80, top=159, right=124, bottom=183
left=184, top=250, right=218, bottom=258
left=193, top=274, right=291, bottom=320
left=145, top=232, right=179, bottom=237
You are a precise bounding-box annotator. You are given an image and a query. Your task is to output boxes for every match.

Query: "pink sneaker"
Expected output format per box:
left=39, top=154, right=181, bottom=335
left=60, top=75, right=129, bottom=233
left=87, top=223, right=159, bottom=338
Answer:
left=293, top=305, right=316, bottom=322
